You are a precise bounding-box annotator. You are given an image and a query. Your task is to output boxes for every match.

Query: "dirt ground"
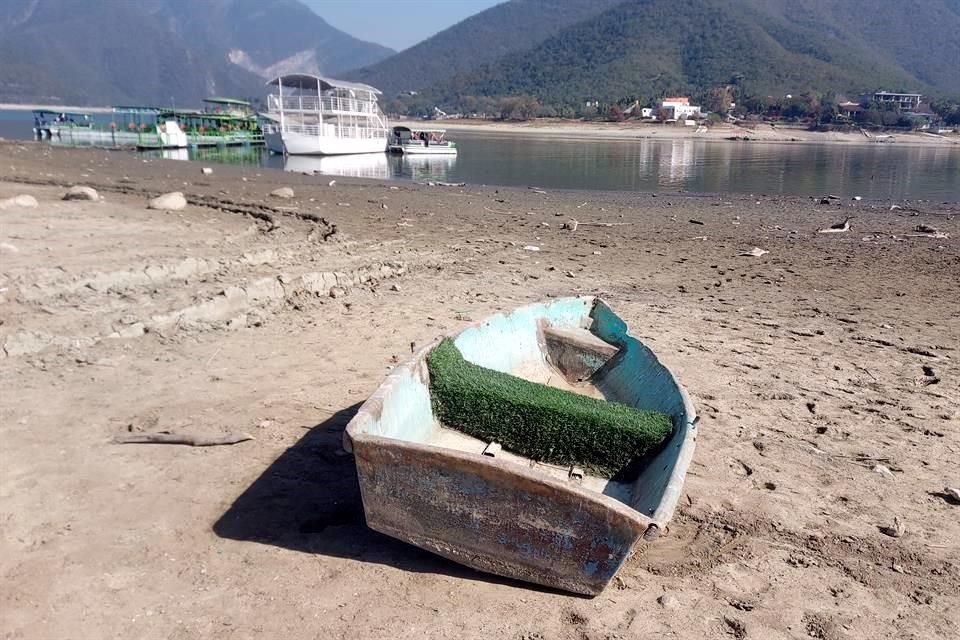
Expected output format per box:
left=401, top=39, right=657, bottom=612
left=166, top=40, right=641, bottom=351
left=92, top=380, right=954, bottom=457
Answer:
left=1, top=142, right=958, bottom=640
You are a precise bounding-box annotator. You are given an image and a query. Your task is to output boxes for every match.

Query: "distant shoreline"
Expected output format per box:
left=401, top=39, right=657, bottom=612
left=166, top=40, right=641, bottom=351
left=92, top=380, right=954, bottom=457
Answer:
left=0, top=103, right=114, bottom=114
left=3, top=104, right=955, bottom=148
left=428, top=118, right=960, bottom=148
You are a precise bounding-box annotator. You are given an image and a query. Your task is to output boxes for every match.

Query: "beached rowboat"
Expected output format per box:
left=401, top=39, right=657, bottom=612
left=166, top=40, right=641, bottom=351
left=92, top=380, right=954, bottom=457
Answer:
left=344, top=297, right=697, bottom=595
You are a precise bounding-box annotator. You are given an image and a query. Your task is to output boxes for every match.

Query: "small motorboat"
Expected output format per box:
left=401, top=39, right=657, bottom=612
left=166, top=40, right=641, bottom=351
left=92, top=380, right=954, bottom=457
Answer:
left=388, top=125, right=458, bottom=155
left=344, top=297, right=697, bottom=595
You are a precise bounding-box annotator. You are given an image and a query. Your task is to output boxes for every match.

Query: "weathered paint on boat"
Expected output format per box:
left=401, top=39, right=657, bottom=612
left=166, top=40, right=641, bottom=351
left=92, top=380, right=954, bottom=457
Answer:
left=344, top=297, right=697, bottom=595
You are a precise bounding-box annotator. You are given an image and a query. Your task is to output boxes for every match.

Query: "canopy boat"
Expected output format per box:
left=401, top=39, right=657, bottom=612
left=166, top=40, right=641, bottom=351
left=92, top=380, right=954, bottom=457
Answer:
left=137, top=100, right=263, bottom=150
left=33, top=107, right=167, bottom=147
left=32, top=110, right=94, bottom=139
left=32, top=100, right=261, bottom=150
left=388, top=125, right=458, bottom=156
left=344, top=297, right=697, bottom=596
left=262, top=73, right=389, bottom=155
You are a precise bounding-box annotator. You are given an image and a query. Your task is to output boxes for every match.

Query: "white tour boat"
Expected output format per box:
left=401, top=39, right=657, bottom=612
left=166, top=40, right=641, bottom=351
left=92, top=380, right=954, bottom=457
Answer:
left=262, top=74, right=389, bottom=156
left=388, top=125, right=458, bottom=156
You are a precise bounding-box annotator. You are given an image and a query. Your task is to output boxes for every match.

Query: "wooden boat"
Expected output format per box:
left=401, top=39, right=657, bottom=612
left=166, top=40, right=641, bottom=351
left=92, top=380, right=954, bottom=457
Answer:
left=344, top=297, right=696, bottom=595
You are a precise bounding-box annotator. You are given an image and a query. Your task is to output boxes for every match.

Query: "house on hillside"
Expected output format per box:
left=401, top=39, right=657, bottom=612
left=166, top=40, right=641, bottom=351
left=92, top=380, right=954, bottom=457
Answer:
left=838, top=101, right=863, bottom=119
left=659, top=97, right=702, bottom=121
left=866, top=91, right=923, bottom=112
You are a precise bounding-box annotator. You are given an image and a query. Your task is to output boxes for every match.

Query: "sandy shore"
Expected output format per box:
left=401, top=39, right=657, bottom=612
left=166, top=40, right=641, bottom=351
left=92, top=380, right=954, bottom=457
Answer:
left=430, top=118, right=960, bottom=147
left=1, top=143, right=958, bottom=639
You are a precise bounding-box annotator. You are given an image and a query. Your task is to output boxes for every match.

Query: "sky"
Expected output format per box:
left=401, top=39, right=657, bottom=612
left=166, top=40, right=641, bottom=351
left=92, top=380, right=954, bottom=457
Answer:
left=305, top=0, right=503, bottom=51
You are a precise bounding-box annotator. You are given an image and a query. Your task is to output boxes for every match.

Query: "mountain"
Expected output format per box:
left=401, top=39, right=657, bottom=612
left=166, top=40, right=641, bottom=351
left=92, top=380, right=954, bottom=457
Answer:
left=345, top=0, right=626, bottom=97
left=397, top=0, right=960, bottom=110
left=0, top=0, right=394, bottom=106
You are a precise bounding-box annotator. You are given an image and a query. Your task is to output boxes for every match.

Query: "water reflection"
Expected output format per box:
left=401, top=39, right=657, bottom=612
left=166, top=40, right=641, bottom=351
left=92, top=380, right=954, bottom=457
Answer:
left=4, top=102, right=956, bottom=199
left=658, top=140, right=697, bottom=187
left=144, top=145, right=264, bottom=166
left=283, top=153, right=391, bottom=179
left=389, top=154, right=458, bottom=182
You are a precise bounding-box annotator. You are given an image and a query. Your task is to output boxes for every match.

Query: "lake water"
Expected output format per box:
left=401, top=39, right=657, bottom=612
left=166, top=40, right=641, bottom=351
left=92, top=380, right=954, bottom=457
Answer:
left=2, top=109, right=957, bottom=199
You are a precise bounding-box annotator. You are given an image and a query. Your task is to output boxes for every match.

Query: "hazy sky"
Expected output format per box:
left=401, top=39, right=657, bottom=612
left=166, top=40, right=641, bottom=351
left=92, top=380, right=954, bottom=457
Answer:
left=306, top=0, right=503, bottom=51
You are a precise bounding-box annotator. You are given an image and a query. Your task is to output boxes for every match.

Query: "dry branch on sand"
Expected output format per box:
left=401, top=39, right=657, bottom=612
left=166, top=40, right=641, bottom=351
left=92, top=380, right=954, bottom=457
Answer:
left=113, top=432, right=253, bottom=446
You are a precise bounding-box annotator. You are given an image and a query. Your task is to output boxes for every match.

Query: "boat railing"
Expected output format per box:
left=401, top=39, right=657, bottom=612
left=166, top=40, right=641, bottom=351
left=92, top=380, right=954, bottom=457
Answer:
left=265, top=122, right=388, bottom=140
left=267, top=94, right=380, bottom=116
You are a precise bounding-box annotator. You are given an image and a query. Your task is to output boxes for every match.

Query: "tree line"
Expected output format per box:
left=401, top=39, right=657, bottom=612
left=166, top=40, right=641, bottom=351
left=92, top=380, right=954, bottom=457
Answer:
left=384, top=87, right=960, bottom=130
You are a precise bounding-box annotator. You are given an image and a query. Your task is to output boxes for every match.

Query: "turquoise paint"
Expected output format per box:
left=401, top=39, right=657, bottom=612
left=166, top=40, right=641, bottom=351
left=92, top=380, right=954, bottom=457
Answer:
left=359, top=367, right=435, bottom=444
left=454, top=298, right=592, bottom=374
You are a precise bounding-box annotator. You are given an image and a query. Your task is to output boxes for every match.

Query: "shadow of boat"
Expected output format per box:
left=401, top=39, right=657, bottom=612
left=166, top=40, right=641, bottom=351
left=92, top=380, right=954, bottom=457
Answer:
left=212, top=403, right=575, bottom=595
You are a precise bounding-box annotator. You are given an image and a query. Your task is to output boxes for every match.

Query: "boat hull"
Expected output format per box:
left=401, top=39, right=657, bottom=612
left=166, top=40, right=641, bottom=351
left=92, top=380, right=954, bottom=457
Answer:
left=344, top=297, right=697, bottom=595
left=389, top=143, right=458, bottom=156
left=353, top=433, right=647, bottom=595
left=270, top=130, right=386, bottom=156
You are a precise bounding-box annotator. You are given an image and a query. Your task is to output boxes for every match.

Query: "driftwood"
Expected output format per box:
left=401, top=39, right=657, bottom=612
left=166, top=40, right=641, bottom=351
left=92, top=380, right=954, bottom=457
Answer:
left=113, top=432, right=253, bottom=446
left=562, top=219, right=633, bottom=230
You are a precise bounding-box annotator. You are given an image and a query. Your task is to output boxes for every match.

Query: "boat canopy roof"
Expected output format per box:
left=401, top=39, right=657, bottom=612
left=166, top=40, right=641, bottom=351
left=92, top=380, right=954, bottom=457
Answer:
left=33, top=109, right=92, bottom=116
left=204, top=97, right=251, bottom=106
left=393, top=125, right=447, bottom=133
left=112, top=106, right=163, bottom=113
left=156, top=108, right=253, bottom=120
left=266, top=73, right=381, bottom=95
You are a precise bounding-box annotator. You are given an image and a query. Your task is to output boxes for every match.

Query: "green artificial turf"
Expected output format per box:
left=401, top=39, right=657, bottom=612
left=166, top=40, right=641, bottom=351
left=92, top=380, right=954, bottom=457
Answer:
left=426, top=338, right=673, bottom=478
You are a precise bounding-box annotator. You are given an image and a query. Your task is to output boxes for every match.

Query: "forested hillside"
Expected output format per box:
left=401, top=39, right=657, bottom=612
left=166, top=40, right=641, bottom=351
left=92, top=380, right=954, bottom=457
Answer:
left=346, top=0, right=624, bottom=97
left=376, top=0, right=960, bottom=115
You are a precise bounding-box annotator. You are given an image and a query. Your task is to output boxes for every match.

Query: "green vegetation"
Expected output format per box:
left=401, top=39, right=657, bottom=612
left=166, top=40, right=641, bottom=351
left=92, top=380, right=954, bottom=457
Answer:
left=373, top=0, right=960, bottom=118
left=347, top=0, right=624, bottom=98
left=427, top=339, right=673, bottom=478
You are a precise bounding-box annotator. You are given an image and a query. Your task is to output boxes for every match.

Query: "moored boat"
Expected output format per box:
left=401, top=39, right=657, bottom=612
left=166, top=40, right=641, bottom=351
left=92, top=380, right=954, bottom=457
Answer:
left=31, top=100, right=262, bottom=150
left=32, top=110, right=95, bottom=139
left=388, top=125, right=458, bottom=155
left=344, top=297, right=697, bottom=595
left=262, top=74, right=389, bottom=156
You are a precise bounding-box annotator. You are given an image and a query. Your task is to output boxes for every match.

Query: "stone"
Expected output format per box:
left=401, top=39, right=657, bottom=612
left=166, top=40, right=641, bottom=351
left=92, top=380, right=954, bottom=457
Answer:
left=328, top=287, right=346, bottom=299
left=880, top=516, right=906, bottom=538
left=0, top=194, right=39, bottom=209
left=116, top=323, right=146, bottom=338
left=657, top=593, right=680, bottom=609
left=147, top=192, right=187, bottom=211
left=872, top=464, right=894, bottom=478
left=270, top=187, right=295, bottom=199
left=63, top=186, right=99, bottom=201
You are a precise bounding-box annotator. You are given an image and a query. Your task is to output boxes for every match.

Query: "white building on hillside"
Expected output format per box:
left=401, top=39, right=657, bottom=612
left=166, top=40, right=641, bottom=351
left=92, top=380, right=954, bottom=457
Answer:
left=660, top=97, right=702, bottom=121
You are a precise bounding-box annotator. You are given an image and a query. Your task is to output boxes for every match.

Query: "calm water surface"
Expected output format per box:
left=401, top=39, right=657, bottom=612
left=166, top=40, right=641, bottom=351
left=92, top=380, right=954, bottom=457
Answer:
left=2, top=109, right=957, bottom=199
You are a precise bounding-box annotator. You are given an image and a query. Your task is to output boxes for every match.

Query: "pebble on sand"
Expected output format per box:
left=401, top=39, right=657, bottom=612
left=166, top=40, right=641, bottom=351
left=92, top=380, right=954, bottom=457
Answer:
left=657, top=593, right=680, bottom=609
left=0, top=194, right=39, bottom=209
left=63, top=186, right=99, bottom=201
left=270, top=187, right=295, bottom=199
left=147, top=192, right=187, bottom=211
